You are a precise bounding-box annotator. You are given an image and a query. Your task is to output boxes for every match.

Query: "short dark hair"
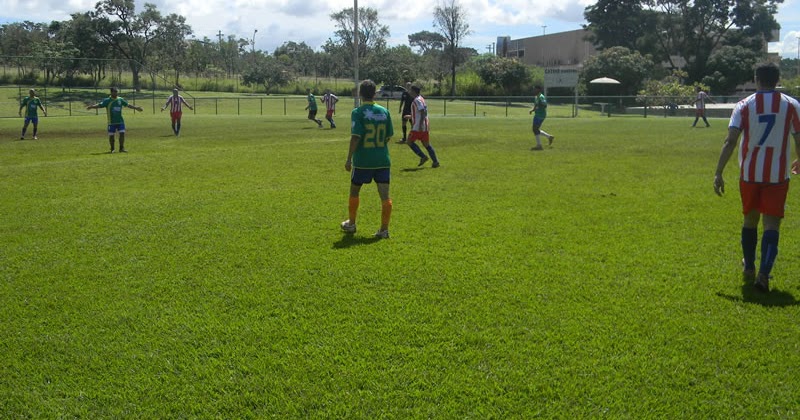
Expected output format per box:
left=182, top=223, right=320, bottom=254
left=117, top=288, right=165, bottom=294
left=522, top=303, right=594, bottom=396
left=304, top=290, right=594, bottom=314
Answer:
left=359, top=79, right=376, bottom=100
left=110, top=86, right=118, bottom=92
left=411, top=85, right=421, bottom=94
left=534, top=85, right=543, bottom=90
left=755, top=62, right=780, bottom=88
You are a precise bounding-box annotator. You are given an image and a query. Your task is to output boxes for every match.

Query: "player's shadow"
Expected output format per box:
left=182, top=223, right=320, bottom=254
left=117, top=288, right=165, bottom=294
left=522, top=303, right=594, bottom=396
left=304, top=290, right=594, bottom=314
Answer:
left=715, top=275, right=799, bottom=307
left=332, top=234, right=382, bottom=249
left=401, top=167, right=426, bottom=172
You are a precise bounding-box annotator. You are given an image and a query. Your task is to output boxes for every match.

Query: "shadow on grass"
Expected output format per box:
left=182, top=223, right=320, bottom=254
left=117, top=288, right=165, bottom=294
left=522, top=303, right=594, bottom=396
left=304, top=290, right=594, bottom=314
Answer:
left=332, top=234, right=382, bottom=249
left=401, top=167, right=426, bottom=172
left=715, top=275, right=799, bottom=307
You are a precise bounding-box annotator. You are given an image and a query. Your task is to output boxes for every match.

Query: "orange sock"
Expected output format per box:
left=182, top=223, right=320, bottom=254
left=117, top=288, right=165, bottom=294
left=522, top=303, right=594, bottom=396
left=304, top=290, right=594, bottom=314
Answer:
left=348, top=196, right=360, bottom=223
left=381, top=199, right=392, bottom=228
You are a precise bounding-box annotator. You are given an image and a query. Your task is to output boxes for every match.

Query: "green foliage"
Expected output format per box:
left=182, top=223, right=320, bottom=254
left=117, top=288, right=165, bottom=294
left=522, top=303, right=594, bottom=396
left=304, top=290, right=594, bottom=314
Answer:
left=472, top=54, right=534, bottom=94
left=579, top=46, right=656, bottom=96
left=701, top=46, right=760, bottom=95
left=3, top=115, right=800, bottom=417
left=637, top=69, right=699, bottom=106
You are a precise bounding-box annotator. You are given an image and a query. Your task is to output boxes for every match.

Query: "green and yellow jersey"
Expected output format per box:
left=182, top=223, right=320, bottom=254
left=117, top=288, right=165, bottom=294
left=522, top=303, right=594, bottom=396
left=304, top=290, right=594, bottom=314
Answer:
left=350, top=102, right=394, bottom=169
left=98, top=97, right=130, bottom=125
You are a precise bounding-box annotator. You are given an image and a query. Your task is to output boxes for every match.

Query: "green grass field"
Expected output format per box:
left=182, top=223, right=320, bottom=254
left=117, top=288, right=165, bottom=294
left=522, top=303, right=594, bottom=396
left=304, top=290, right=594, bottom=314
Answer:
left=2, top=113, right=799, bottom=418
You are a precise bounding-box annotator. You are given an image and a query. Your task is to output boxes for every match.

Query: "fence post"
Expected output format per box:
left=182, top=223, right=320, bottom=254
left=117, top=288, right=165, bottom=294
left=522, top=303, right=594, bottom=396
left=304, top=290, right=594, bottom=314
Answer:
left=644, top=96, right=648, bottom=118
left=506, top=99, right=509, bottom=117
left=284, top=98, right=287, bottom=116
left=260, top=98, right=263, bottom=115
left=474, top=101, right=477, bottom=117
left=444, top=99, right=447, bottom=116
left=237, top=98, right=240, bottom=115
left=215, top=98, right=218, bottom=115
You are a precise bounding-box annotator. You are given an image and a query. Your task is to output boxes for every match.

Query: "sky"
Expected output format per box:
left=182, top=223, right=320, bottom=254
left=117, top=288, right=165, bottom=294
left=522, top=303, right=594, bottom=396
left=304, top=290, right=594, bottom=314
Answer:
left=1, top=0, right=799, bottom=59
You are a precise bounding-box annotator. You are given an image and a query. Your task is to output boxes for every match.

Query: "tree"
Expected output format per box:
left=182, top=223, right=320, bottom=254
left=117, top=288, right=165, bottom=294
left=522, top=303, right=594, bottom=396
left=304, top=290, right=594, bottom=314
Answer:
left=579, top=46, right=656, bottom=96
left=473, top=54, right=533, bottom=94
left=584, top=0, right=782, bottom=83
left=362, top=45, right=421, bottom=85
left=701, top=45, right=760, bottom=94
left=241, top=52, right=292, bottom=94
left=408, top=31, right=446, bottom=55
left=433, top=0, right=472, bottom=96
left=150, top=14, right=192, bottom=87
left=273, top=41, right=316, bottom=77
left=328, top=7, right=389, bottom=65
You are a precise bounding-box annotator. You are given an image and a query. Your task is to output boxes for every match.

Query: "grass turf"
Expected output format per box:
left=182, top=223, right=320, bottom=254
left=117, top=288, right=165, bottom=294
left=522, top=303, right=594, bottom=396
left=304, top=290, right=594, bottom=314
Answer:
left=1, top=113, right=799, bottom=417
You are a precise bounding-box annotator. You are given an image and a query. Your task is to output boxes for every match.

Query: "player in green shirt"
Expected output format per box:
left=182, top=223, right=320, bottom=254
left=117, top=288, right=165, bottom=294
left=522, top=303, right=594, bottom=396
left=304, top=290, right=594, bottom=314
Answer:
left=305, top=88, right=323, bottom=128
left=341, top=79, right=395, bottom=239
left=19, top=89, right=47, bottom=140
left=529, top=85, right=555, bottom=151
left=87, top=87, right=143, bottom=153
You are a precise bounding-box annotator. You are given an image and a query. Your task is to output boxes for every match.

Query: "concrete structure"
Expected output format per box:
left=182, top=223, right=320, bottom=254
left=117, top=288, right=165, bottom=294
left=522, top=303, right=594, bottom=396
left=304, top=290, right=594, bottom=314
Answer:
left=497, top=29, right=597, bottom=69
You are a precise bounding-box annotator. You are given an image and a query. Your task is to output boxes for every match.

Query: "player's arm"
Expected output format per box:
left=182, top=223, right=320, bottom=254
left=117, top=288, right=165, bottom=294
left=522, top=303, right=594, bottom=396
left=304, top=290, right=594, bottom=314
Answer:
left=345, top=135, right=360, bottom=171
left=181, top=97, right=193, bottom=110
left=161, top=97, right=170, bottom=111
left=39, top=103, right=47, bottom=116
left=127, top=104, right=144, bottom=112
left=713, top=126, right=741, bottom=196
left=86, top=102, right=101, bottom=110
left=18, top=101, right=25, bottom=116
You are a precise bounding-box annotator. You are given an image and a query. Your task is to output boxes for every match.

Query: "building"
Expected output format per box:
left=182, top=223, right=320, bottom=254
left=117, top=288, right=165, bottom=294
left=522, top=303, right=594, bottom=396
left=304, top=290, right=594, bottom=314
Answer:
left=497, top=29, right=597, bottom=69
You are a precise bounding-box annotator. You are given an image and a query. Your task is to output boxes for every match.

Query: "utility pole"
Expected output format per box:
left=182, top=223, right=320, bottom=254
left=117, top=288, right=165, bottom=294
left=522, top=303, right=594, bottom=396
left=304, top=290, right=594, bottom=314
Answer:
left=217, top=30, right=224, bottom=44
left=354, top=0, right=360, bottom=107
left=252, top=29, right=258, bottom=54
left=542, top=25, right=547, bottom=36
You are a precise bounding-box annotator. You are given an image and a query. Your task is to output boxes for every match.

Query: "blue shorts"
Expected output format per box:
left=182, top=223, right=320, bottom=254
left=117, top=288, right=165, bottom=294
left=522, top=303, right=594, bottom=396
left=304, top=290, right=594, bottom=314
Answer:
left=532, top=117, right=545, bottom=128
left=24, top=117, right=39, bottom=124
left=351, top=167, right=390, bottom=185
left=107, top=123, right=126, bottom=134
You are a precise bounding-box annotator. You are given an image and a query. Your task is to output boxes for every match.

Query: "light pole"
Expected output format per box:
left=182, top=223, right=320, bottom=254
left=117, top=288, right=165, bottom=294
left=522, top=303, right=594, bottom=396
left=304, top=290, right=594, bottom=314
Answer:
left=796, top=36, right=799, bottom=78
left=542, top=25, right=547, bottom=36
left=354, top=0, right=360, bottom=107
left=251, top=29, right=258, bottom=53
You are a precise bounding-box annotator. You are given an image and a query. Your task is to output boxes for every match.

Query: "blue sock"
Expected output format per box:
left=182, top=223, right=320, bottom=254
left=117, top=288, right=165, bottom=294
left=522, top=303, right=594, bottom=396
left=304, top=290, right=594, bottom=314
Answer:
left=425, top=144, right=439, bottom=163
left=760, top=230, right=779, bottom=276
left=741, top=227, right=757, bottom=271
left=409, top=143, right=426, bottom=158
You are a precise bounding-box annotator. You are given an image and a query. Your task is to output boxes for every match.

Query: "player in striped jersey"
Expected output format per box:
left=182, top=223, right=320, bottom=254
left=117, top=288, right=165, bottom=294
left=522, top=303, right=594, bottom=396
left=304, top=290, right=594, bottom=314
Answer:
left=161, top=89, right=194, bottom=136
left=404, top=86, right=440, bottom=168
left=713, top=62, right=800, bottom=292
left=322, top=90, right=339, bottom=128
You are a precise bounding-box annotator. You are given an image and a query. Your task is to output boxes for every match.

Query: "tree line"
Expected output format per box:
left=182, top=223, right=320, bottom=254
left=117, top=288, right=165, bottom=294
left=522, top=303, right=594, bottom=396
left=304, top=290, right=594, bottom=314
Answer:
left=0, top=0, right=508, bottom=96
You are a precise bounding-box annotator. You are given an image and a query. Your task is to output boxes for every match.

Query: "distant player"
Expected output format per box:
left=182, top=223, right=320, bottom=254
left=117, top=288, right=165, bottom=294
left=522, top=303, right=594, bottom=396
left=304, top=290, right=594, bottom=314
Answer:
left=529, top=85, right=554, bottom=150
left=19, top=89, right=47, bottom=140
left=341, top=79, right=395, bottom=239
left=713, top=62, right=800, bottom=292
left=305, top=88, right=323, bottom=128
left=398, top=82, right=413, bottom=143
left=87, top=87, right=144, bottom=153
left=692, top=86, right=714, bottom=128
left=322, top=90, right=339, bottom=128
left=404, top=85, right=440, bottom=168
left=161, top=88, right=194, bottom=136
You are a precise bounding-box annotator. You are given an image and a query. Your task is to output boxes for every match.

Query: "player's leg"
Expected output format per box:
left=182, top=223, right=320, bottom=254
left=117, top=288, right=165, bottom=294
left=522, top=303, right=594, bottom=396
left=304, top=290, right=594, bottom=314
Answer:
left=531, top=119, right=544, bottom=150
left=421, top=138, right=439, bottom=167
left=407, top=132, right=429, bottom=165
left=376, top=180, right=391, bottom=237
left=754, top=182, right=789, bottom=291
left=740, top=181, right=760, bottom=275
left=692, top=110, right=700, bottom=127
left=342, top=170, right=366, bottom=232
left=21, top=119, right=30, bottom=139
left=401, top=117, right=408, bottom=142
left=118, top=132, right=126, bottom=152
left=32, top=121, right=38, bottom=139
left=702, top=113, right=710, bottom=127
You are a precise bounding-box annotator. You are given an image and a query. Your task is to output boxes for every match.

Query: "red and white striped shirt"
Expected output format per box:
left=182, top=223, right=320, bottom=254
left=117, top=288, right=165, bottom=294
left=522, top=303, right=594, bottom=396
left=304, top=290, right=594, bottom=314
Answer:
left=322, top=93, right=338, bottom=111
left=163, top=95, right=190, bottom=113
left=411, top=95, right=429, bottom=132
left=731, top=91, right=800, bottom=183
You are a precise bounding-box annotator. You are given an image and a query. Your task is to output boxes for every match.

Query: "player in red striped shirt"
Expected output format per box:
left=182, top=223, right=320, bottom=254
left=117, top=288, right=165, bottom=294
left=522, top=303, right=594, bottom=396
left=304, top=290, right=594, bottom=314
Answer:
left=161, top=89, right=193, bottom=136
left=714, top=62, right=800, bottom=292
left=322, top=90, right=339, bottom=128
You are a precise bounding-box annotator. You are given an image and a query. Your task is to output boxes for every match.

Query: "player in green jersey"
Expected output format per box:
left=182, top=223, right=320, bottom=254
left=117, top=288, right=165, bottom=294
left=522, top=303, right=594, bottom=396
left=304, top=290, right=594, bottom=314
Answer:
left=529, top=85, right=555, bottom=151
left=305, top=88, right=323, bottom=128
left=19, top=89, right=47, bottom=140
left=341, top=79, right=395, bottom=239
left=87, top=87, right=143, bottom=153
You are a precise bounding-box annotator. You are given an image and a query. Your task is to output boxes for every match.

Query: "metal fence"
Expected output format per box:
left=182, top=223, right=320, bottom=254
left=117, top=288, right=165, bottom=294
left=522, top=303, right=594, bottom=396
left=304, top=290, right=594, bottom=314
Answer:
left=1, top=85, right=760, bottom=120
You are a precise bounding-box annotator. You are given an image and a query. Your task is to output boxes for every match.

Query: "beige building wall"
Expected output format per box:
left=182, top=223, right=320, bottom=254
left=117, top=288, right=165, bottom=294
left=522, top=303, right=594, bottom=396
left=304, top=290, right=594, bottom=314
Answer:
left=498, top=29, right=597, bottom=68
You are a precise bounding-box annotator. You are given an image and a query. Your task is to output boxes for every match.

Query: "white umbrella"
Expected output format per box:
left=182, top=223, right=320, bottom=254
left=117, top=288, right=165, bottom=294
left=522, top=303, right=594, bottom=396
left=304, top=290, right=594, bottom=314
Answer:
left=589, top=77, right=621, bottom=84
